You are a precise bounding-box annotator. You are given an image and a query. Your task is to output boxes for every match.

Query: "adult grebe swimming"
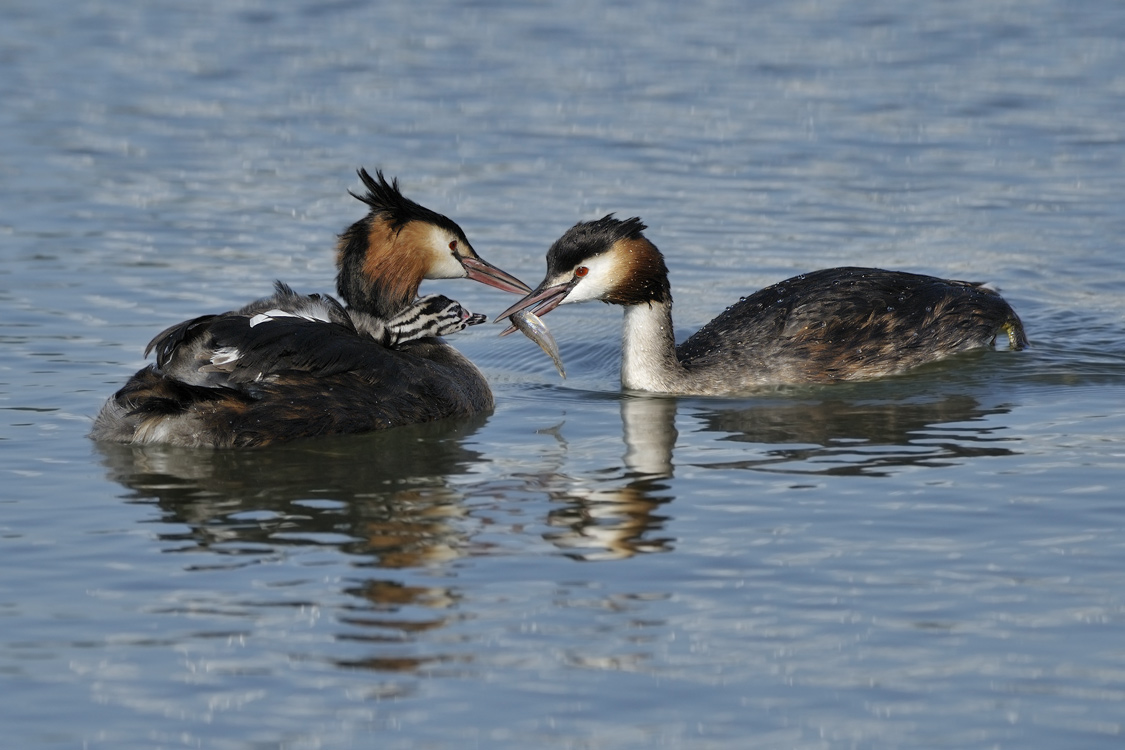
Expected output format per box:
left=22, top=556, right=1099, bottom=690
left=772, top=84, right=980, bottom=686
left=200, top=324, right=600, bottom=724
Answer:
left=497, top=215, right=1028, bottom=395
left=92, top=169, right=531, bottom=447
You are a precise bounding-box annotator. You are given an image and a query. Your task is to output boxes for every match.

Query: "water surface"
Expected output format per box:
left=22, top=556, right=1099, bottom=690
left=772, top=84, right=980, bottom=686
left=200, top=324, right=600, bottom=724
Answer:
left=3, top=1, right=1125, bottom=748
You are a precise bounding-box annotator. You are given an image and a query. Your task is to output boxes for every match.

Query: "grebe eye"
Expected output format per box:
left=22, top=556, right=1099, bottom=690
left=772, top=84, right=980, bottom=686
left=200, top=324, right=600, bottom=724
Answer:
left=574, top=266, right=589, bottom=278
left=449, top=240, right=458, bottom=253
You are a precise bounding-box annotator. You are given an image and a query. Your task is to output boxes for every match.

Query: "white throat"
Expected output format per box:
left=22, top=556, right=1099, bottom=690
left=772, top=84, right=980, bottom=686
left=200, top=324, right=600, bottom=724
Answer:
left=620, top=302, right=685, bottom=392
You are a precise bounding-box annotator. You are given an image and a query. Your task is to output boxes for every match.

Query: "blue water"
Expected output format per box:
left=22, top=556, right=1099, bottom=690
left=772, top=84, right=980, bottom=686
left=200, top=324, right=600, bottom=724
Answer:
left=4, top=1, right=1125, bottom=747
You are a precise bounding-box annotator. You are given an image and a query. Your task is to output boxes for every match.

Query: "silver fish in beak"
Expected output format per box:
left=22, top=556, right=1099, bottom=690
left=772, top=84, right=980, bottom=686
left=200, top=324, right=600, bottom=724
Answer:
left=507, top=309, right=565, bottom=378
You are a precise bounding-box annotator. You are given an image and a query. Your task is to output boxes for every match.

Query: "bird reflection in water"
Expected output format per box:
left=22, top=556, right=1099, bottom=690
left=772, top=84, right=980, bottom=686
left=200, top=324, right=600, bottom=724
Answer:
left=95, top=417, right=487, bottom=677
left=538, top=378, right=1020, bottom=558
left=692, top=391, right=1020, bottom=477
left=539, top=396, right=678, bottom=561
left=335, top=578, right=462, bottom=674
left=94, top=371, right=1023, bottom=672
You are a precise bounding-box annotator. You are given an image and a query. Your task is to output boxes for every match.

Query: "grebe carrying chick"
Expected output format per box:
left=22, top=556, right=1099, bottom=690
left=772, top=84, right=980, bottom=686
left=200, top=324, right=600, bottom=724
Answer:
left=93, top=169, right=537, bottom=448
left=497, top=215, right=1028, bottom=395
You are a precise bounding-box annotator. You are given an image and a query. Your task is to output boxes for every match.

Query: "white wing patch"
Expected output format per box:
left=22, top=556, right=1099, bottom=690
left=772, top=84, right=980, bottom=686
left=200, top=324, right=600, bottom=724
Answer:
left=248, top=303, right=336, bottom=328
left=250, top=309, right=297, bottom=327
left=209, top=346, right=241, bottom=366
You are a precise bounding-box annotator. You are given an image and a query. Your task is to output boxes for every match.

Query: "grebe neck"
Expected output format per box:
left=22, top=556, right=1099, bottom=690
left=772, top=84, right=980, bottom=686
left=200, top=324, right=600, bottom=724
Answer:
left=336, top=216, right=425, bottom=319
left=620, top=300, right=687, bottom=392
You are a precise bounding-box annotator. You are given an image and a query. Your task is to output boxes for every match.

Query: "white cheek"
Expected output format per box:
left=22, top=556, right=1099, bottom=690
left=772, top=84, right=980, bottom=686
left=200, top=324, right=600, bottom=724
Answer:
left=561, top=253, right=621, bottom=304
left=424, top=227, right=468, bottom=280
left=431, top=252, right=467, bottom=279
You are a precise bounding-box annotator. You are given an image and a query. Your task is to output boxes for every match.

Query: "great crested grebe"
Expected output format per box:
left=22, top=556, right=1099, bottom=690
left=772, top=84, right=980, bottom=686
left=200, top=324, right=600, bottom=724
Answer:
left=92, top=169, right=531, bottom=448
left=497, top=215, right=1028, bottom=395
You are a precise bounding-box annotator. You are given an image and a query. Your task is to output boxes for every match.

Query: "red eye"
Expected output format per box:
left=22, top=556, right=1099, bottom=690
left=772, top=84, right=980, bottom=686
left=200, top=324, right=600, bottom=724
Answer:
left=574, top=266, right=589, bottom=278
left=449, top=240, right=458, bottom=252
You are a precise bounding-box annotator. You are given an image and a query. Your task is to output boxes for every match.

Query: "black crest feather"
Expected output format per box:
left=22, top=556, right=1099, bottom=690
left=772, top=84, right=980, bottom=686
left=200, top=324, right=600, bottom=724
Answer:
left=349, top=168, right=462, bottom=235
left=547, top=214, right=648, bottom=273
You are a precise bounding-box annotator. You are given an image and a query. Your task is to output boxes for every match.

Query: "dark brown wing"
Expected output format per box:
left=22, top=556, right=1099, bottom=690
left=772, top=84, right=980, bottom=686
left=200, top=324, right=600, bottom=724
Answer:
left=99, top=326, right=491, bottom=448
left=96, top=282, right=493, bottom=447
left=677, top=267, right=1026, bottom=382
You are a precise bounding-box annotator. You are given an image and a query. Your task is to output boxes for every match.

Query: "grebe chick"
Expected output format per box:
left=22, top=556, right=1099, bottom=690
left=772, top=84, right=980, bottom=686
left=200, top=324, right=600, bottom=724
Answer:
left=497, top=215, right=1028, bottom=395
left=92, top=169, right=530, bottom=448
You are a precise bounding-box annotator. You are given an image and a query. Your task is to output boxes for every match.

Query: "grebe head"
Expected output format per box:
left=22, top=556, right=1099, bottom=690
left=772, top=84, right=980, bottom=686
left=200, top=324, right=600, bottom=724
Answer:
left=496, top=214, right=670, bottom=322
left=337, top=168, right=529, bottom=317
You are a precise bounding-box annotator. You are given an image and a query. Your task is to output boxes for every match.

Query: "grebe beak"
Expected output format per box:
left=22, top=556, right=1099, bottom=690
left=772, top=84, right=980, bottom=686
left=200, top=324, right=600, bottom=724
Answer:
left=494, top=277, right=577, bottom=323
left=459, top=256, right=532, bottom=295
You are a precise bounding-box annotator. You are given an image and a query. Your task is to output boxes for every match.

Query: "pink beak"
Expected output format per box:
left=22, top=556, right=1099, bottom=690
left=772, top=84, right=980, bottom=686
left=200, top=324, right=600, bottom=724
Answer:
left=494, top=278, right=577, bottom=324
left=460, top=256, right=532, bottom=295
